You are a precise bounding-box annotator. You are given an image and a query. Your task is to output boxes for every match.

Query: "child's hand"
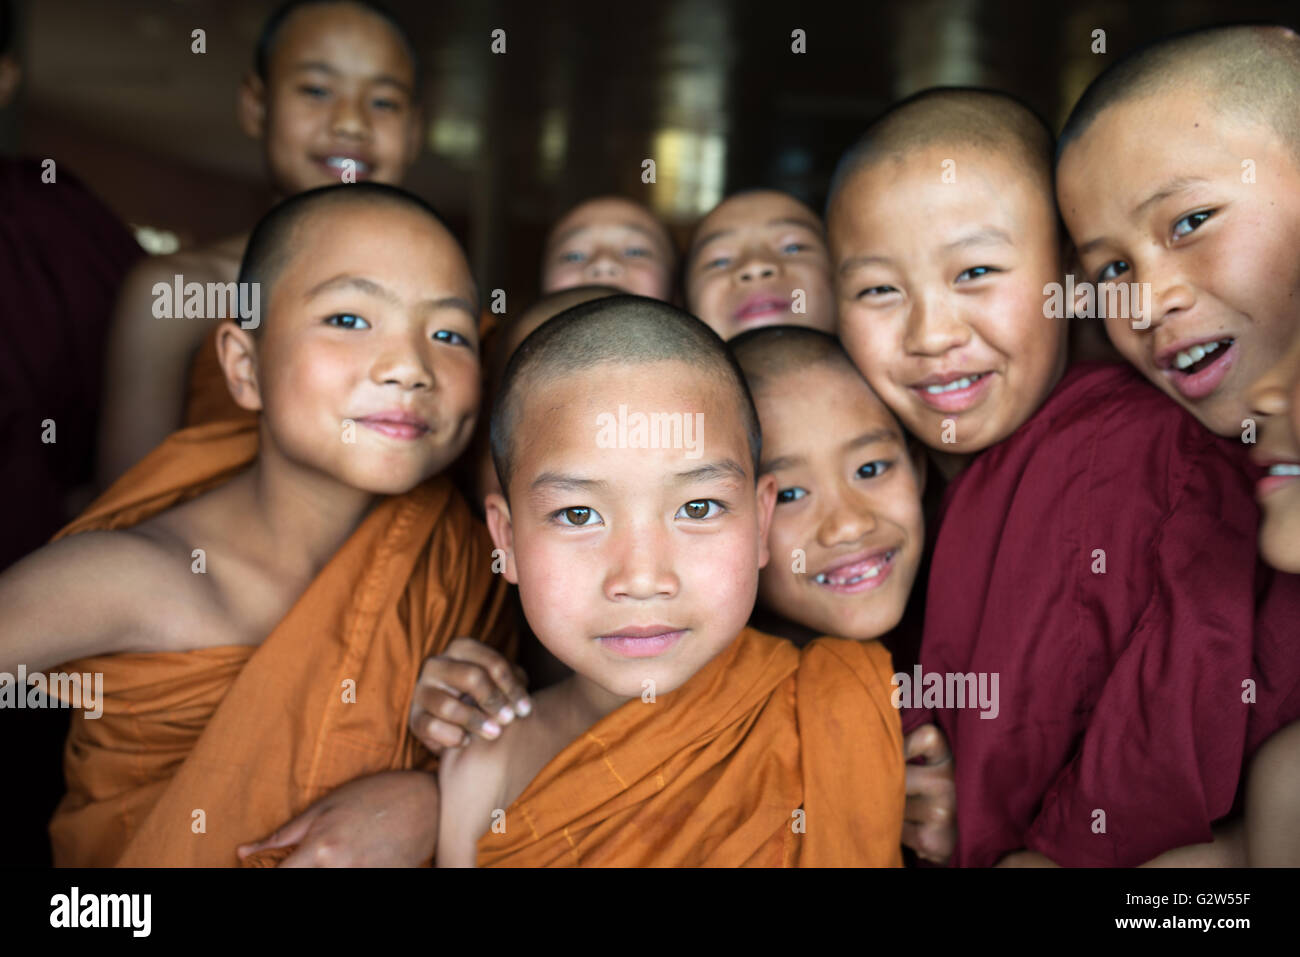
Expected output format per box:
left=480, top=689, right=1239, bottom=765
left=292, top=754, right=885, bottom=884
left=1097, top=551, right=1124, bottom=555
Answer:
left=409, top=637, right=532, bottom=753
left=236, top=770, right=439, bottom=867
left=903, top=723, right=956, bottom=865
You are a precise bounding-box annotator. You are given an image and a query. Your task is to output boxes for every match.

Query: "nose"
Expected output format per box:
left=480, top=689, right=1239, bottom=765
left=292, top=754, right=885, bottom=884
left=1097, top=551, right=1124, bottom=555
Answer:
left=816, top=484, right=879, bottom=550
left=1144, top=256, right=1195, bottom=331
left=736, top=250, right=780, bottom=283
left=330, top=92, right=372, bottom=140
left=371, top=331, right=435, bottom=391
left=902, top=293, right=970, bottom=356
left=585, top=249, right=624, bottom=281
left=604, top=521, right=679, bottom=601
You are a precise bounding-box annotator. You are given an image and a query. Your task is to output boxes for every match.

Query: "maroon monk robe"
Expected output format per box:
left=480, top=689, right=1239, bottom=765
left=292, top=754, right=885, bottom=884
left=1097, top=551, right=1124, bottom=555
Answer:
left=0, top=157, right=143, bottom=572
left=903, top=362, right=1300, bottom=867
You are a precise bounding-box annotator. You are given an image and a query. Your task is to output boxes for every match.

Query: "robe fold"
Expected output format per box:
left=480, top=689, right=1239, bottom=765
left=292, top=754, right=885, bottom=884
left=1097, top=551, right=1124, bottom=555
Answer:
left=477, top=628, right=904, bottom=867
left=907, top=362, right=1300, bottom=867
left=48, top=419, right=513, bottom=866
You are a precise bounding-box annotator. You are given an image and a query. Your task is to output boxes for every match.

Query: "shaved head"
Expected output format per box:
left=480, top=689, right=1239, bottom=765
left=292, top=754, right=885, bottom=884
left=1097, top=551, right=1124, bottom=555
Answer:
left=729, top=325, right=859, bottom=397
left=827, top=87, right=1055, bottom=212
left=491, top=295, right=762, bottom=495
left=238, top=182, right=463, bottom=331
left=1058, top=24, right=1300, bottom=163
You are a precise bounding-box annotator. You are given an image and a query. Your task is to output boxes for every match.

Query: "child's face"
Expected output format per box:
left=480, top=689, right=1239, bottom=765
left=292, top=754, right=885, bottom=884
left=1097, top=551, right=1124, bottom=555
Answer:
left=755, top=362, right=924, bottom=640
left=830, top=144, right=1067, bottom=453
left=686, top=191, right=835, bottom=340
left=246, top=3, right=420, bottom=195
left=1247, top=330, right=1300, bottom=572
left=253, top=203, right=481, bottom=495
left=1057, top=88, right=1300, bottom=437
left=542, top=200, right=674, bottom=300
left=486, top=360, right=776, bottom=703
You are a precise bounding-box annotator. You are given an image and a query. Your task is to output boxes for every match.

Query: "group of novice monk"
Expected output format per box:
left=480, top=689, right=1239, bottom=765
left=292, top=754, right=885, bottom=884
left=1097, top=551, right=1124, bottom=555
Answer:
left=2, top=0, right=1299, bottom=868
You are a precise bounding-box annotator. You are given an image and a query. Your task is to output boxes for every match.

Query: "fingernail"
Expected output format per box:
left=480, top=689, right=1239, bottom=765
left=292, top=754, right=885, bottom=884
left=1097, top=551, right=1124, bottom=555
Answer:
left=484, top=721, right=501, bottom=737
left=498, top=707, right=514, bottom=724
left=517, top=698, right=532, bottom=717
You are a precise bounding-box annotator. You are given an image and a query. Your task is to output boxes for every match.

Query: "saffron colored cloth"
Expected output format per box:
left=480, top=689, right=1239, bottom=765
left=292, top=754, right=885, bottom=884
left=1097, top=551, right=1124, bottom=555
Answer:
left=182, top=328, right=255, bottom=428
left=47, top=419, right=514, bottom=866
left=905, top=362, right=1300, bottom=867
left=478, top=629, right=904, bottom=867
left=0, top=157, right=143, bottom=572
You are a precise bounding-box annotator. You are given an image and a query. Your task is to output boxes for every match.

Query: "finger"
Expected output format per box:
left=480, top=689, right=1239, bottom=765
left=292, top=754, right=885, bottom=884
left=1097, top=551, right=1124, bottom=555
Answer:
left=236, top=807, right=320, bottom=858
left=413, top=686, right=504, bottom=741
left=438, top=641, right=533, bottom=719
left=904, top=723, right=951, bottom=765
left=905, top=767, right=956, bottom=802
left=412, top=712, right=471, bottom=753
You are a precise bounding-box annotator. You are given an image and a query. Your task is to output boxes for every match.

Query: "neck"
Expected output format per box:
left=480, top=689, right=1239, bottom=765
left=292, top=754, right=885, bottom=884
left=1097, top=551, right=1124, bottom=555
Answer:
left=930, top=448, right=972, bottom=481
left=749, top=606, right=821, bottom=648
left=561, top=672, right=634, bottom=730
left=222, top=430, right=378, bottom=581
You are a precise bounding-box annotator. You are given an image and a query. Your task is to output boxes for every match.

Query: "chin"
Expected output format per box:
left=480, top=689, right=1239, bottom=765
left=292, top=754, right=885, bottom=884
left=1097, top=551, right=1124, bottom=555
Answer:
left=1260, top=521, right=1300, bottom=574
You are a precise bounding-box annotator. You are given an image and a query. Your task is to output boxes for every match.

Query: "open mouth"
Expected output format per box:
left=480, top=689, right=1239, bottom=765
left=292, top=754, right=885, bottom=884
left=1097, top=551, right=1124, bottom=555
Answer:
left=1171, top=338, right=1233, bottom=375
left=316, top=155, right=374, bottom=180
left=910, top=371, right=994, bottom=413
left=1162, top=337, right=1236, bottom=401
left=812, top=549, right=897, bottom=592
left=1258, top=462, right=1300, bottom=499
left=733, top=295, right=792, bottom=322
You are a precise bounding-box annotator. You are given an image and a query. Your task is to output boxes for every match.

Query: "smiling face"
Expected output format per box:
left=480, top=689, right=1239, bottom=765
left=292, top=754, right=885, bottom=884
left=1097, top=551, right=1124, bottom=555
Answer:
left=485, top=360, right=775, bottom=707
left=829, top=144, right=1067, bottom=454
left=542, top=198, right=675, bottom=300
left=1058, top=87, right=1300, bottom=437
left=237, top=201, right=480, bottom=495
left=242, top=2, right=421, bottom=195
left=1247, top=330, right=1300, bottom=572
left=754, top=361, right=924, bottom=640
left=686, top=191, right=835, bottom=340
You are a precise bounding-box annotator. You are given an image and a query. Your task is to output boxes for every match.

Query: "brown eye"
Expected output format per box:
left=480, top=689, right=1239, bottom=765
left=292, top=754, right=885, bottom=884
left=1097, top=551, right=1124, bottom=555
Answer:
left=561, top=507, right=594, bottom=526
left=682, top=500, right=710, bottom=519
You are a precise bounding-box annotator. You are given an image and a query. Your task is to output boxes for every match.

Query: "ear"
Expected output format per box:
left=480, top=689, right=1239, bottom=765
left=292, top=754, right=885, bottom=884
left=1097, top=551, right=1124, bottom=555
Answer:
left=238, top=72, right=267, bottom=140
left=754, top=472, right=778, bottom=570
left=483, top=492, right=518, bottom=584
left=907, top=436, right=929, bottom=499
left=0, top=56, right=22, bottom=110
left=215, top=321, right=264, bottom=412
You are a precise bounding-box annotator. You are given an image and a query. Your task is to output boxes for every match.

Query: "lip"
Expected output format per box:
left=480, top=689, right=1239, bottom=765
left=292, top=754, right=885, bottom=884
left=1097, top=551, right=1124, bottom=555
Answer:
left=355, top=410, right=430, bottom=440
left=595, top=626, right=686, bottom=658
left=732, top=293, right=793, bottom=322
left=811, top=548, right=898, bottom=594
left=1254, top=461, right=1300, bottom=500
left=312, top=153, right=375, bottom=181
left=1155, top=335, right=1236, bottom=401
left=908, top=370, right=995, bottom=413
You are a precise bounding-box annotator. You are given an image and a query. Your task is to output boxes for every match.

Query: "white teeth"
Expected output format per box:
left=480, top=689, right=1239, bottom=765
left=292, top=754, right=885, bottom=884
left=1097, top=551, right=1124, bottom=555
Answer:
left=814, top=557, right=890, bottom=586
left=924, top=373, right=982, bottom=395
left=326, top=156, right=371, bottom=172
left=1174, top=339, right=1225, bottom=371
left=1268, top=464, right=1300, bottom=477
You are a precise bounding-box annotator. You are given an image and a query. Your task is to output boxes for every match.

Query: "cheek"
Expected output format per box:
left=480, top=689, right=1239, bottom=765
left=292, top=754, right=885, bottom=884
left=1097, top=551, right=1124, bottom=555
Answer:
left=984, top=278, right=1064, bottom=373
left=841, top=313, right=903, bottom=387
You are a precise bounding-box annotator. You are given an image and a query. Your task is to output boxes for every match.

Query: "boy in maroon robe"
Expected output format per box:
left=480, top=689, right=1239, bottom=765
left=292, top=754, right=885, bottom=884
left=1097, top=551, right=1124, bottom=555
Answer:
left=827, top=85, right=1300, bottom=867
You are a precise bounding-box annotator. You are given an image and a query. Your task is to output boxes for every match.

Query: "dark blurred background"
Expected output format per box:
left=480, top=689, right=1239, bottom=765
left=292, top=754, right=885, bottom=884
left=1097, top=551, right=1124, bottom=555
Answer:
left=5, top=0, right=1298, bottom=867
left=7, top=0, right=1298, bottom=302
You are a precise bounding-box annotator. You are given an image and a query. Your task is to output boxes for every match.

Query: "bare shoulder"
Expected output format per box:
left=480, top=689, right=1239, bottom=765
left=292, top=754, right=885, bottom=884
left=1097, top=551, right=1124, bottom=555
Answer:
left=0, top=525, right=208, bottom=672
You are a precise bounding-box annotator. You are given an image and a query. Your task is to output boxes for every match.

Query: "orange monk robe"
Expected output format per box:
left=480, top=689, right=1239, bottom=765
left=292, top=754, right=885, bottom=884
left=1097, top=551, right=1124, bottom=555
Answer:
left=48, top=418, right=514, bottom=867
left=477, top=629, right=903, bottom=867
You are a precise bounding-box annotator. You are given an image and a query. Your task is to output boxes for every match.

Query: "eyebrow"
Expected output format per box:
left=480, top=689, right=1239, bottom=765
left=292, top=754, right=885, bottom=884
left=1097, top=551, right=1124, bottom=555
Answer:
left=531, top=472, right=610, bottom=494
left=761, top=428, right=901, bottom=474
left=531, top=459, right=749, bottom=493
left=294, top=61, right=412, bottom=94
left=1131, top=176, right=1210, bottom=220
left=673, top=459, right=750, bottom=484
left=939, top=226, right=1015, bottom=254
left=691, top=217, right=823, bottom=258
left=304, top=274, right=477, bottom=317
left=548, top=222, right=664, bottom=251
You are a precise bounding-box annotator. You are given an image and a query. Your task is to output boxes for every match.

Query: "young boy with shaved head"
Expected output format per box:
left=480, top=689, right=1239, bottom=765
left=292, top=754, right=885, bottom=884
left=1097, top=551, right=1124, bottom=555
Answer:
left=98, top=0, right=425, bottom=486
left=685, top=190, right=836, bottom=340
left=435, top=296, right=904, bottom=867
left=1054, top=23, right=1300, bottom=865
left=541, top=197, right=676, bottom=301
left=827, top=85, right=1300, bottom=867
left=0, top=183, right=511, bottom=867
